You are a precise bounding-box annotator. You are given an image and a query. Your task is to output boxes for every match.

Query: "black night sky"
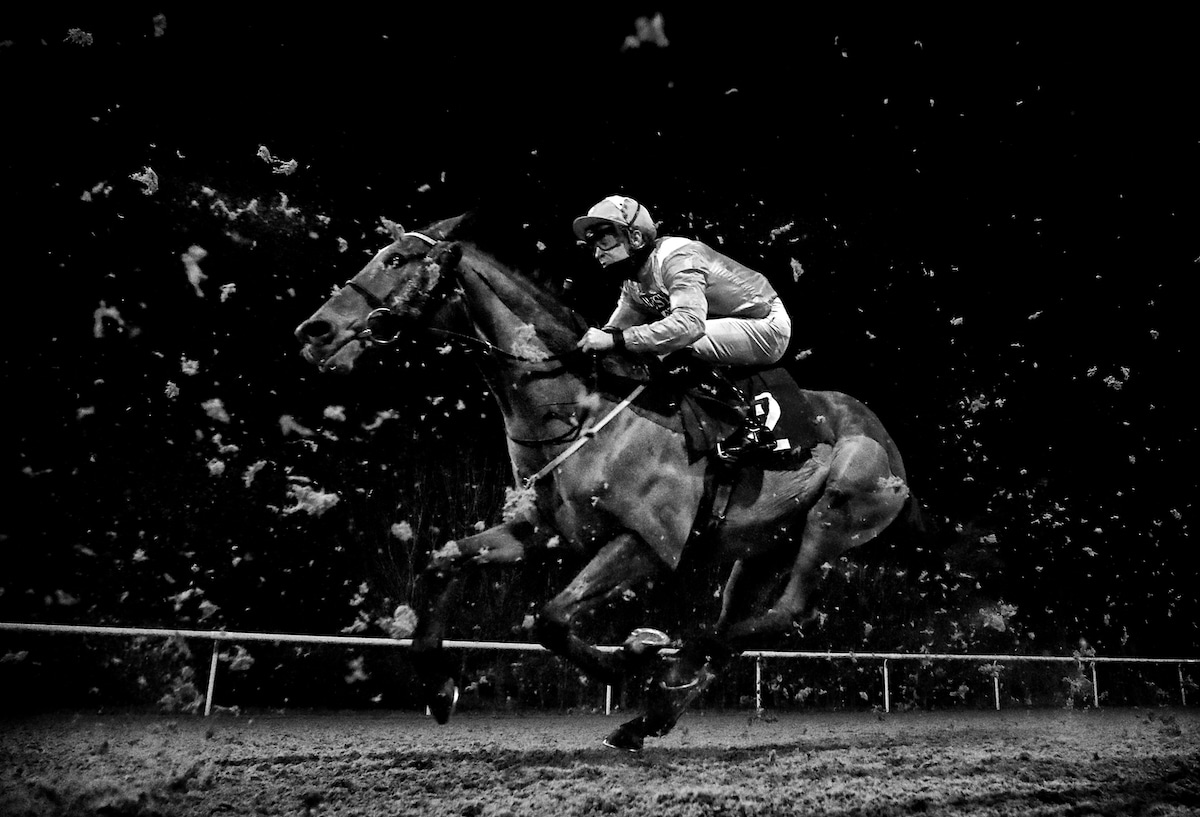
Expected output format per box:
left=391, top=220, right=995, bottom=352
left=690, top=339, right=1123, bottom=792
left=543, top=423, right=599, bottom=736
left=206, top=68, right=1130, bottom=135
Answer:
left=2, top=9, right=1197, bottom=671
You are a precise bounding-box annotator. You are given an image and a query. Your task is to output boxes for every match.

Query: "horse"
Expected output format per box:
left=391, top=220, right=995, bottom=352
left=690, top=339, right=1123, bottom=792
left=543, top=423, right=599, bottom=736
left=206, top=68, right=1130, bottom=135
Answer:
left=294, top=212, right=915, bottom=751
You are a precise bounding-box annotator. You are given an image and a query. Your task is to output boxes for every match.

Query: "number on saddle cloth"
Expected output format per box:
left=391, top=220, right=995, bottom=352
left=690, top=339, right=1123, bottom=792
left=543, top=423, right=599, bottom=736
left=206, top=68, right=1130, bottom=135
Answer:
left=670, top=357, right=824, bottom=463
left=735, top=367, right=830, bottom=460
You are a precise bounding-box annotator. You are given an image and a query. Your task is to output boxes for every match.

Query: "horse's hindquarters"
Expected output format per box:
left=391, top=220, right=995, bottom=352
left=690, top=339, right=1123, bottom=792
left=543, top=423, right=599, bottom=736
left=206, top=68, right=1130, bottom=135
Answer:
left=716, top=433, right=909, bottom=560
left=716, top=450, right=834, bottom=553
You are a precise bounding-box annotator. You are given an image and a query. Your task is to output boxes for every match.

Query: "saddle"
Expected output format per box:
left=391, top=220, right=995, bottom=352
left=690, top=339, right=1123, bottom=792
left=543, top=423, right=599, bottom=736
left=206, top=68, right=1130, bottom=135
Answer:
left=594, top=349, right=833, bottom=546
left=594, top=350, right=825, bottom=465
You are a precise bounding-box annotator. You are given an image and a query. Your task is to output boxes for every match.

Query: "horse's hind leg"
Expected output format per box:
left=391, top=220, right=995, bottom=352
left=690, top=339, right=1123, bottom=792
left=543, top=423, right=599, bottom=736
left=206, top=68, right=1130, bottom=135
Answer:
left=534, top=531, right=664, bottom=685
left=721, top=434, right=909, bottom=644
left=713, top=554, right=795, bottom=636
left=606, top=442, right=908, bottom=750
left=658, top=556, right=786, bottom=691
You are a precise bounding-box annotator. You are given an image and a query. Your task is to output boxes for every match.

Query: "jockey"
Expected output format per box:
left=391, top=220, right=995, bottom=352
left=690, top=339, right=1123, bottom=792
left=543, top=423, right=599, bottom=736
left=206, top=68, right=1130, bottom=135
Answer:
left=574, top=194, right=793, bottom=462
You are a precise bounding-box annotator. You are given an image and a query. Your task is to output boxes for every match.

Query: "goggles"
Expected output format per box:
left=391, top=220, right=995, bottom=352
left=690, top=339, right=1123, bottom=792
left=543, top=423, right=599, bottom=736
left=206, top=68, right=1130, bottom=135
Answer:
left=579, top=225, right=623, bottom=252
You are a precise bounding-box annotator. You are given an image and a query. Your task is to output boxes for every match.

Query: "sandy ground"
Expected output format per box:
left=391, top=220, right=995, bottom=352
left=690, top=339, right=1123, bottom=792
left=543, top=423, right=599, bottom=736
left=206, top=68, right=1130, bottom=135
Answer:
left=1, top=707, right=1197, bottom=816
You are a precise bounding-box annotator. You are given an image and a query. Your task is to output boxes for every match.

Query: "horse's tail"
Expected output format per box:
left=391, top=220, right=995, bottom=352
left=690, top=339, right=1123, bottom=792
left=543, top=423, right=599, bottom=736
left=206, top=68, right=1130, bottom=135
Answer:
left=884, top=491, right=941, bottom=555
left=900, top=492, right=933, bottom=538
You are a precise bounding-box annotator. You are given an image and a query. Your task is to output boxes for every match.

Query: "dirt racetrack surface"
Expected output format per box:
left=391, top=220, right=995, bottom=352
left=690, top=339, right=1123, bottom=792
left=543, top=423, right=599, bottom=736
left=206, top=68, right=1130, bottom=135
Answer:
left=2, top=708, right=1198, bottom=816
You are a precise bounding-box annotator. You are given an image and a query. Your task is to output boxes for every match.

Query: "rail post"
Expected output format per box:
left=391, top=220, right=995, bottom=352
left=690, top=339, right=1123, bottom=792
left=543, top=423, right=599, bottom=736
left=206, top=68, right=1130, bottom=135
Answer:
left=1091, top=663, right=1099, bottom=709
left=882, top=659, right=891, bottom=713
left=204, top=642, right=220, bottom=717
left=993, top=673, right=1000, bottom=711
left=755, top=657, right=763, bottom=711
left=605, top=684, right=612, bottom=716
left=1181, top=665, right=1188, bottom=707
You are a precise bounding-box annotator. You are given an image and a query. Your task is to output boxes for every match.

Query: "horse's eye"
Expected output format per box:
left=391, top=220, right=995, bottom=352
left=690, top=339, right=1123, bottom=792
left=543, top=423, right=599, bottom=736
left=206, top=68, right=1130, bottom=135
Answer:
left=385, top=254, right=407, bottom=269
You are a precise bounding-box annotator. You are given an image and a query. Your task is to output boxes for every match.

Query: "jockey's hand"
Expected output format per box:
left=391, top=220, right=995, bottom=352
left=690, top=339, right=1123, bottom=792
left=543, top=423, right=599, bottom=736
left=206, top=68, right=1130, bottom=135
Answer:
left=577, top=327, right=615, bottom=354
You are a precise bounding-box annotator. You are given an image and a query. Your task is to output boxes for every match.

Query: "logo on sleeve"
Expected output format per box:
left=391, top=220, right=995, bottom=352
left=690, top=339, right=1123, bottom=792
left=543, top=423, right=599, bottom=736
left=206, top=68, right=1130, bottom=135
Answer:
left=637, top=288, right=670, bottom=315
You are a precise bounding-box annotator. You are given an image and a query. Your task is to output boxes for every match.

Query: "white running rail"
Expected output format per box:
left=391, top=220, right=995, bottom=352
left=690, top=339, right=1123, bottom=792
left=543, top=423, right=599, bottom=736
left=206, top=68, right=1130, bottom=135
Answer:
left=3, top=622, right=1197, bottom=716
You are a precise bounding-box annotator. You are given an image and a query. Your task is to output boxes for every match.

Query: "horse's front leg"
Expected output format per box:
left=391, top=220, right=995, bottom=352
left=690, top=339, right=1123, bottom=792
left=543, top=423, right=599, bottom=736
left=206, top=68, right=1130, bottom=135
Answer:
left=410, top=519, right=545, bottom=723
left=533, top=531, right=664, bottom=686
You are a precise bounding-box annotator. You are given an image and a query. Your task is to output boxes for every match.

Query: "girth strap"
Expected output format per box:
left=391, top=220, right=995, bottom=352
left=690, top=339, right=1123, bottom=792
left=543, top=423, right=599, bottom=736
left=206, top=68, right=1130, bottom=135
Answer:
left=688, top=464, right=737, bottom=545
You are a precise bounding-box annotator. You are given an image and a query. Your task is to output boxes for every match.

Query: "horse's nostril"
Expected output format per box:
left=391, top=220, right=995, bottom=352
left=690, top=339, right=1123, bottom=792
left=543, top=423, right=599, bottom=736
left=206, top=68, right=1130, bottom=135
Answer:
left=297, top=319, right=332, bottom=342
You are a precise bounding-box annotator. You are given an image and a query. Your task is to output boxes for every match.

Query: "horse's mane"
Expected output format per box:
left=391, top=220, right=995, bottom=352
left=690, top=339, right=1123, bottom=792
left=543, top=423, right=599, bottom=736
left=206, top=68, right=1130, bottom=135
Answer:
left=440, top=210, right=589, bottom=337
left=419, top=210, right=681, bottom=424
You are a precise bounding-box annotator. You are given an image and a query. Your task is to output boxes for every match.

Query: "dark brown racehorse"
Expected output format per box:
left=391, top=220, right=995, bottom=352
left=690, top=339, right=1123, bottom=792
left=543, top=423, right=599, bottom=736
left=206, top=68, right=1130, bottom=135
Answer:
left=295, top=213, right=915, bottom=750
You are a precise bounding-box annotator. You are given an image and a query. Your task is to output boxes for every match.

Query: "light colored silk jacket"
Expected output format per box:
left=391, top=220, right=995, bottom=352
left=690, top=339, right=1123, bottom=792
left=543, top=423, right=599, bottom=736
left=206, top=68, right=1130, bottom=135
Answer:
left=603, top=237, right=779, bottom=355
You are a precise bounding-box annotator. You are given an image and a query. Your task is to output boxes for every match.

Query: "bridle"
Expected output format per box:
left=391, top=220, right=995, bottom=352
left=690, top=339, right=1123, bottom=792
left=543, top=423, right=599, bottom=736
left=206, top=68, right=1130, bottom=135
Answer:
left=344, top=230, right=438, bottom=347
left=344, top=231, right=580, bottom=367
left=334, top=227, right=647, bottom=484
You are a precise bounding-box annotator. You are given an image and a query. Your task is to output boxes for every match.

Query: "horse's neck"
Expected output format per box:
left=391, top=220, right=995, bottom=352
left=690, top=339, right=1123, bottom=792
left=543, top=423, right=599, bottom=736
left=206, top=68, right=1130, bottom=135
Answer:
left=458, top=250, right=585, bottom=433
left=460, top=250, right=575, bottom=354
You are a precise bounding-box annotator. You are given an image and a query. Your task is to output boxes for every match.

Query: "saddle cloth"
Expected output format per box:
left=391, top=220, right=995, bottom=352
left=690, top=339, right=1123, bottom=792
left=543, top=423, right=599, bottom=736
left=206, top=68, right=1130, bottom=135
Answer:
left=596, top=354, right=825, bottom=464
left=725, top=366, right=828, bottom=462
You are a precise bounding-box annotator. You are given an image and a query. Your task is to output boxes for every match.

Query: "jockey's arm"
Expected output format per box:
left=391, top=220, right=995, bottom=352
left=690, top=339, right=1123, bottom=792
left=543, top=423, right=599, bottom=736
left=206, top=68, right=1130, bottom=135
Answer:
left=601, top=295, right=648, bottom=332
left=622, top=268, right=708, bottom=355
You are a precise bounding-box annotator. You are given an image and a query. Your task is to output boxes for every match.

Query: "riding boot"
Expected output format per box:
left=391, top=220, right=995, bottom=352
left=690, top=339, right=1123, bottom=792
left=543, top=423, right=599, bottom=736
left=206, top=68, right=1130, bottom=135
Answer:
left=712, top=378, right=779, bottom=463
left=717, top=410, right=778, bottom=463
left=659, top=351, right=778, bottom=462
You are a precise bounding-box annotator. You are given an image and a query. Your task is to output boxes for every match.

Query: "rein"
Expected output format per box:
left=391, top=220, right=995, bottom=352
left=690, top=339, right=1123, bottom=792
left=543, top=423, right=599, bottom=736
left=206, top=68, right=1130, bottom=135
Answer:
left=508, top=408, right=585, bottom=448
left=426, top=327, right=581, bottom=366
left=346, top=228, right=646, bottom=483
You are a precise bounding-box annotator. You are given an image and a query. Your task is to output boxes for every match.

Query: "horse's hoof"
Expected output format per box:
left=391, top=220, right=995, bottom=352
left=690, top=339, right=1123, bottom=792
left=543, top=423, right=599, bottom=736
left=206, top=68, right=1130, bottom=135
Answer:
left=602, top=724, right=644, bottom=754
left=660, top=676, right=700, bottom=691
left=659, top=657, right=704, bottom=691
left=428, top=681, right=459, bottom=725
left=624, top=627, right=671, bottom=656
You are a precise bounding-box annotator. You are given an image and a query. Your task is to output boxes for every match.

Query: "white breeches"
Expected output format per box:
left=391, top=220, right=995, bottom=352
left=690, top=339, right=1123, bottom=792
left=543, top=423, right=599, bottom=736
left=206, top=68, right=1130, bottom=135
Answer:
left=689, top=297, right=791, bottom=366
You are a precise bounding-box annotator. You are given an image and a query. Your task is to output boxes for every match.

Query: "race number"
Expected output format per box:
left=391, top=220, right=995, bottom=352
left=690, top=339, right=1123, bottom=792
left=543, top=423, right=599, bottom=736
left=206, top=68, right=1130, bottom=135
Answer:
left=752, top=391, right=782, bottom=429
left=752, top=391, right=790, bottom=452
